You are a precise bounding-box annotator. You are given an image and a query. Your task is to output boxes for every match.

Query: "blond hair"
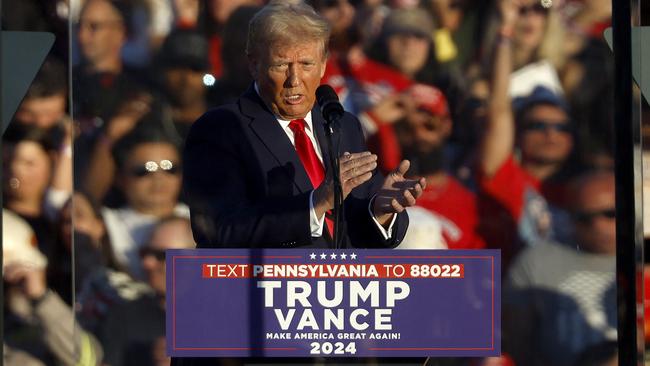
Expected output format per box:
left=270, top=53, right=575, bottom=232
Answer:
left=246, top=1, right=331, bottom=59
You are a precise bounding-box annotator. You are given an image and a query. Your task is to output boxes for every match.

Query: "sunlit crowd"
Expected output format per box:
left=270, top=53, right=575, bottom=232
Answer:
left=1, top=0, right=628, bottom=365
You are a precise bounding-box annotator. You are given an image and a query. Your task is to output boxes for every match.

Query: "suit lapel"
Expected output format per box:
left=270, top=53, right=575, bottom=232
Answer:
left=240, top=86, right=313, bottom=193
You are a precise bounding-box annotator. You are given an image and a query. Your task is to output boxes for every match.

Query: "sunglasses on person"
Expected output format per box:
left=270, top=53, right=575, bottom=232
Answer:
left=573, top=208, right=616, bottom=225
left=522, top=119, right=573, bottom=134
left=518, top=3, right=549, bottom=15
left=128, top=160, right=181, bottom=178
left=139, top=247, right=167, bottom=261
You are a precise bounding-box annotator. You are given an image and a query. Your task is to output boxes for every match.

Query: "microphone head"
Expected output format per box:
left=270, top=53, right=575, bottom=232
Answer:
left=316, top=84, right=344, bottom=121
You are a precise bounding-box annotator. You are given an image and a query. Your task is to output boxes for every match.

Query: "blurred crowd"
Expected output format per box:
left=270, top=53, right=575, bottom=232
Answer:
left=1, top=0, right=638, bottom=365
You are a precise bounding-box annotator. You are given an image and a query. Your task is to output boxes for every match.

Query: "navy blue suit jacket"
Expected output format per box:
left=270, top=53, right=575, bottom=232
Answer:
left=183, top=85, right=409, bottom=249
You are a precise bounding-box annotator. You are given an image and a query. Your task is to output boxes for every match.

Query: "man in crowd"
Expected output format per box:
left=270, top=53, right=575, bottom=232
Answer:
left=478, top=0, right=576, bottom=264
left=99, top=216, right=195, bottom=366
left=154, top=28, right=211, bottom=143
left=73, top=0, right=153, bottom=193
left=503, top=171, right=617, bottom=366
left=400, top=84, right=485, bottom=249
left=183, top=1, right=425, bottom=248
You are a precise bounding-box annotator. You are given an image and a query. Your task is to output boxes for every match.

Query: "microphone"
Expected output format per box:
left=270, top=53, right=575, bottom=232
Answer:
left=315, top=84, right=346, bottom=249
left=316, top=85, right=344, bottom=126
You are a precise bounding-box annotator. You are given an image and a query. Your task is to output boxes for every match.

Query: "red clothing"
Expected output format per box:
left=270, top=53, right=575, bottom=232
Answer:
left=416, top=176, right=485, bottom=249
left=209, top=35, right=223, bottom=78
left=476, top=156, right=553, bottom=268
left=478, top=156, right=541, bottom=221
left=321, top=53, right=412, bottom=173
left=322, top=53, right=412, bottom=103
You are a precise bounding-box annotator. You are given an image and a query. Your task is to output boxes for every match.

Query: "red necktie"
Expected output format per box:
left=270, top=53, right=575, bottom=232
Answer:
left=288, top=119, right=334, bottom=237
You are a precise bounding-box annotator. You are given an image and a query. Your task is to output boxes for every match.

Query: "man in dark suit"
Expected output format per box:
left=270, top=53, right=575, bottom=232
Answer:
left=183, top=1, right=426, bottom=250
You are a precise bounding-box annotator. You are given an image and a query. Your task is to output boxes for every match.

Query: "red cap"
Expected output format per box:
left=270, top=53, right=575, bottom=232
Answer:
left=407, top=84, right=449, bottom=117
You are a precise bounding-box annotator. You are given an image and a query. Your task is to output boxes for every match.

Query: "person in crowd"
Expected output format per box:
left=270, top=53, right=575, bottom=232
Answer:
left=207, top=5, right=260, bottom=107
left=2, top=124, right=71, bottom=260
left=153, top=28, right=211, bottom=143
left=478, top=0, right=576, bottom=265
left=73, top=0, right=155, bottom=194
left=73, top=0, right=149, bottom=124
left=102, top=126, right=188, bottom=279
left=398, top=84, right=485, bottom=249
left=367, top=6, right=463, bottom=106
left=197, top=0, right=263, bottom=78
left=424, top=0, right=488, bottom=69
left=503, top=171, right=617, bottom=366
left=48, top=192, right=118, bottom=304
left=3, top=209, right=103, bottom=366
left=360, top=81, right=484, bottom=249
left=98, top=216, right=195, bottom=366
left=367, top=7, right=440, bottom=84
left=13, top=57, right=68, bottom=130
left=482, top=0, right=567, bottom=72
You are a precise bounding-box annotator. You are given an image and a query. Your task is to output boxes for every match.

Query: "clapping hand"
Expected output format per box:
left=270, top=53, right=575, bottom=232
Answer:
left=372, top=160, right=426, bottom=226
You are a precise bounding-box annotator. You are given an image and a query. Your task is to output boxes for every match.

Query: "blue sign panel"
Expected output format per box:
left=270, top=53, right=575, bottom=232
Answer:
left=167, top=249, right=500, bottom=358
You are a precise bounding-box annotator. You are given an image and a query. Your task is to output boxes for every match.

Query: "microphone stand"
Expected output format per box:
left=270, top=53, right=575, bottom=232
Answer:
left=322, top=117, right=344, bottom=249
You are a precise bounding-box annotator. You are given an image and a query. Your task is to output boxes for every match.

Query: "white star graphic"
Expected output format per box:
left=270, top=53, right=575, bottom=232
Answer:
left=330, top=253, right=337, bottom=259
left=350, top=253, right=357, bottom=260
left=320, top=253, right=327, bottom=260
left=340, top=253, right=347, bottom=260
left=309, top=253, right=316, bottom=260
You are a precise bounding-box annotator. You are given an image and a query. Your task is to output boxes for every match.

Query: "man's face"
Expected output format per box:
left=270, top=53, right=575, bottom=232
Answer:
left=121, top=143, right=182, bottom=213
left=77, top=0, right=126, bottom=67
left=14, top=94, right=66, bottom=128
left=250, top=40, right=326, bottom=120
left=140, top=220, right=194, bottom=296
left=572, top=174, right=616, bottom=255
left=163, top=67, right=206, bottom=107
left=406, top=110, right=451, bottom=154
left=519, top=104, right=573, bottom=165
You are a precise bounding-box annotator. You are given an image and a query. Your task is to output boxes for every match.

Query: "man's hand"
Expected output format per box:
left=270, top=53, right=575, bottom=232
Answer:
left=372, top=160, right=426, bottom=226
left=313, top=151, right=378, bottom=218
left=369, top=92, right=416, bottom=125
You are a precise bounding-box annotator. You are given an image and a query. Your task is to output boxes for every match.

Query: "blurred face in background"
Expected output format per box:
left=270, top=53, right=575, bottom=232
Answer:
left=519, top=104, right=573, bottom=166
left=120, top=143, right=182, bottom=213
left=428, top=0, right=465, bottom=31
left=209, top=0, right=258, bottom=25
left=14, top=94, right=66, bottom=129
left=140, top=219, right=194, bottom=296
left=572, top=173, right=616, bottom=255
left=316, top=0, right=355, bottom=37
left=163, top=67, right=206, bottom=107
left=386, top=32, right=430, bottom=78
left=513, top=0, right=548, bottom=51
left=77, top=0, right=126, bottom=69
left=407, top=109, right=452, bottom=154
left=3, top=141, right=52, bottom=203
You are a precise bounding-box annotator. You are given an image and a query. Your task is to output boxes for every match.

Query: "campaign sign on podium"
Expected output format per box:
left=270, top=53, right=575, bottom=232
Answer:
left=167, top=249, right=500, bottom=358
